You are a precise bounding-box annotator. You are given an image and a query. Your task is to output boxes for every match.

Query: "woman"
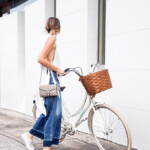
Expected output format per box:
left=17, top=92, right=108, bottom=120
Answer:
left=21, top=17, right=65, bottom=150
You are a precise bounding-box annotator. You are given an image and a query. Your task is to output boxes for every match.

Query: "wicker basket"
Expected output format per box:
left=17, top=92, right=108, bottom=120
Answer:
left=79, top=69, right=112, bottom=96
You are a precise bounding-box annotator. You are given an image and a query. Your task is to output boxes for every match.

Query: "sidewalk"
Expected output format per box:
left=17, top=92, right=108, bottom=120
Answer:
left=0, top=108, right=137, bottom=150
left=0, top=108, right=100, bottom=150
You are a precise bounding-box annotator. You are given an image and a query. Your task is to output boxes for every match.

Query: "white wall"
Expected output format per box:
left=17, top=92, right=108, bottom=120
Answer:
left=101, top=0, right=150, bottom=149
left=24, top=0, right=55, bottom=115
left=0, top=0, right=54, bottom=115
left=57, top=0, right=150, bottom=149
left=0, top=11, right=25, bottom=113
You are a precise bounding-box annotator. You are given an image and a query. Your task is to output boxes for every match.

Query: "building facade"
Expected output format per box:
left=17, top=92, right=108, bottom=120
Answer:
left=0, top=0, right=150, bottom=149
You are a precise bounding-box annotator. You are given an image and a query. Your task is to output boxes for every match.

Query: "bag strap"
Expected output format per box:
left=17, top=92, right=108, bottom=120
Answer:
left=39, top=65, right=56, bottom=85
left=39, top=65, right=43, bottom=86
left=50, top=69, right=56, bottom=84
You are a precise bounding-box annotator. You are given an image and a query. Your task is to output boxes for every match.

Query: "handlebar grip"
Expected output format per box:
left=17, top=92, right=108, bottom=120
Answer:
left=64, top=68, right=70, bottom=73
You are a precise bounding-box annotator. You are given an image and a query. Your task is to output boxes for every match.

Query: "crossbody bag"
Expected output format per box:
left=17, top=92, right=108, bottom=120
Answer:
left=39, top=65, right=58, bottom=97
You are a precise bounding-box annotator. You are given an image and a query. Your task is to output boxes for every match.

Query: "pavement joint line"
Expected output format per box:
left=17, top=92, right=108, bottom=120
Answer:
left=0, top=132, right=25, bottom=146
left=0, top=108, right=34, bottom=122
left=0, top=113, right=34, bottom=124
left=0, top=128, right=31, bottom=131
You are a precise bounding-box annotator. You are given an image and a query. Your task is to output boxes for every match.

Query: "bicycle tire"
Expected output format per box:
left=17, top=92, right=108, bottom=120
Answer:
left=88, top=104, right=132, bottom=150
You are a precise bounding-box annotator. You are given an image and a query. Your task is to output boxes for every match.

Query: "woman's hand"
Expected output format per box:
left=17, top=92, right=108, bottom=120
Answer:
left=57, top=68, right=66, bottom=76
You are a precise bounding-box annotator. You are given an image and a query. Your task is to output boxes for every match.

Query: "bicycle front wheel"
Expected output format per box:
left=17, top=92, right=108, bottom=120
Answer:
left=88, top=104, right=132, bottom=150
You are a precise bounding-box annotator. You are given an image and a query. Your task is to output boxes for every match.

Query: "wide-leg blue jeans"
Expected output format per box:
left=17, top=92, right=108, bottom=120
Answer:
left=29, top=70, right=62, bottom=147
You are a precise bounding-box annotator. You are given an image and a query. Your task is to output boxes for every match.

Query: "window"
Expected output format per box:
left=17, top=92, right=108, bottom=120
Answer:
left=98, top=0, right=106, bottom=65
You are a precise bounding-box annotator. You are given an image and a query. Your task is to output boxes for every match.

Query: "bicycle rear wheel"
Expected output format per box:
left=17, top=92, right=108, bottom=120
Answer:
left=88, top=104, right=132, bottom=150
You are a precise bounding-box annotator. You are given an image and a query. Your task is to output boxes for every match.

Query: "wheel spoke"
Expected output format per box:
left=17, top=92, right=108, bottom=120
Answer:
left=88, top=105, right=131, bottom=150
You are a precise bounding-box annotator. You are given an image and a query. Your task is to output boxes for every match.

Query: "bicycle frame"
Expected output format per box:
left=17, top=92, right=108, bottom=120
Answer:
left=61, top=63, right=107, bottom=133
left=61, top=91, right=91, bottom=131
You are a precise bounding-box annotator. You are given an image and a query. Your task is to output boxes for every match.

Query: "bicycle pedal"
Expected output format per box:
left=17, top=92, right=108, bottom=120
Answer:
left=68, top=130, right=75, bottom=135
left=61, top=129, right=70, bottom=137
left=64, top=128, right=75, bottom=135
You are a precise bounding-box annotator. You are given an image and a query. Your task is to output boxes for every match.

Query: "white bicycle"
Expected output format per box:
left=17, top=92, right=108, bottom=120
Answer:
left=59, top=63, right=132, bottom=150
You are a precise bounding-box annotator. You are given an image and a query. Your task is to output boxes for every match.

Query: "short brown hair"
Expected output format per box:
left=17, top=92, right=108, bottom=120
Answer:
left=45, top=17, right=60, bottom=33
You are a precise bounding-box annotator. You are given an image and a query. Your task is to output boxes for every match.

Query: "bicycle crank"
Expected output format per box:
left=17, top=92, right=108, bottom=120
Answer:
left=59, top=128, right=75, bottom=143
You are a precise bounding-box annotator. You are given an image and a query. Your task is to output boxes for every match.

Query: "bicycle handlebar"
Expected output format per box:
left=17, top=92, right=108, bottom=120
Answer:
left=63, top=63, right=99, bottom=77
left=64, top=67, right=83, bottom=77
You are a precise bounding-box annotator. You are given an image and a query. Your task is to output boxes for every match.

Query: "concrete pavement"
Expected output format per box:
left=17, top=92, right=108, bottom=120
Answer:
left=0, top=108, right=101, bottom=150
left=0, top=108, right=137, bottom=150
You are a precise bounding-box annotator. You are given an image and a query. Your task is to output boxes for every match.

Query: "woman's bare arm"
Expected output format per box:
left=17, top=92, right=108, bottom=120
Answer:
left=37, top=36, right=59, bottom=72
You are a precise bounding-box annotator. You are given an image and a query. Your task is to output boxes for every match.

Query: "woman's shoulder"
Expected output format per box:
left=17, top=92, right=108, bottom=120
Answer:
left=45, top=33, right=56, bottom=39
left=41, top=34, right=56, bottom=42
left=39, top=34, right=56, bottom=49
left=44, top=34, right=56, bottom=44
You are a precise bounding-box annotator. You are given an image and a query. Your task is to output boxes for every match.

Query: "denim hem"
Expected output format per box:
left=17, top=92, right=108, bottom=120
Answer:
left=43, top=138, right=59, bottom=147
left=29, top=128, right=44, bottom=139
